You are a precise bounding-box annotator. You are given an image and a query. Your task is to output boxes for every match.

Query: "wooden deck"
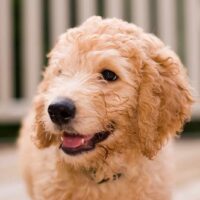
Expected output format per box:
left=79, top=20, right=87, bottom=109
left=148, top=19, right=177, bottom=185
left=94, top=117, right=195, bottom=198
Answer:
left=0, top=139, right=200, bottom=200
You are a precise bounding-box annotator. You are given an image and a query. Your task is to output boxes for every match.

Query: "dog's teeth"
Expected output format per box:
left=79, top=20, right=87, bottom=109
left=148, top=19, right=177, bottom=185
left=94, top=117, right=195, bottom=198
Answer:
left=81, top=138, right=85, bottom=144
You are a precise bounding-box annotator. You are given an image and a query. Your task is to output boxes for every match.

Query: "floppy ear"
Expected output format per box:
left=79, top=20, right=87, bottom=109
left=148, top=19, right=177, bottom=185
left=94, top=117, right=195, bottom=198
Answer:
left=137, top=45, right=193, bottom=159
left=32, top=96, right=59, bottom=148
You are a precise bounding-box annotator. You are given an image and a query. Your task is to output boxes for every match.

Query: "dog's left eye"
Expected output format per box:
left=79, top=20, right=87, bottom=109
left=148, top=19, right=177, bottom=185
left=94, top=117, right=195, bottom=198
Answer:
left=101, top=70, right=118, bottom=81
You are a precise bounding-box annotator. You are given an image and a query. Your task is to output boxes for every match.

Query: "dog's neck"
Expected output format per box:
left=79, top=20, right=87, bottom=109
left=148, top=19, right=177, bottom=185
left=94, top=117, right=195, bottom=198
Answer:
left=60, top=150, right=134, bottom=185
left=79, top=151, right=134, bottom=184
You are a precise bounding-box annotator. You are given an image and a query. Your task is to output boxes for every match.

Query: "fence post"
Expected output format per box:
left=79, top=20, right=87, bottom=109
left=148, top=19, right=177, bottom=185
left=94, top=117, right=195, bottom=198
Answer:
left=104, top=0, right=124, bottom=19
left=77, top=0, right=96, bottom=25
left=0, top=0, right=13, bottom=103
left=49, top=0, right=70, bottom=47
left=157, top=0, right=177, bottom=51
left=131, top=0, right=150, bottom=32
left=22, top=0, right=43, bottom=100
left=184, top=0, right=200, bottom=95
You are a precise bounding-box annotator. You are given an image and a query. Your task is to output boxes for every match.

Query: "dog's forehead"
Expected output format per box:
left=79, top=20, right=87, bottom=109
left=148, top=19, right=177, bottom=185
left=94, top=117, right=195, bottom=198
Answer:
left=59, top=43, right=132, bottom=73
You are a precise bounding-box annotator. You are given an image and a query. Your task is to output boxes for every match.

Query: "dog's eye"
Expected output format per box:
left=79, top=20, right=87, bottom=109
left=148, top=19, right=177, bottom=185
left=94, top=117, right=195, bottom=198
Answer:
left=101, top=70, right=118, bottom=81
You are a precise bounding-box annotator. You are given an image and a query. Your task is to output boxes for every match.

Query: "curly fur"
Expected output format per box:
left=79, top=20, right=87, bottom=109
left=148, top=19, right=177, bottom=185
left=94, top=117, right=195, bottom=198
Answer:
left=18, top=16, right=193, bottom=200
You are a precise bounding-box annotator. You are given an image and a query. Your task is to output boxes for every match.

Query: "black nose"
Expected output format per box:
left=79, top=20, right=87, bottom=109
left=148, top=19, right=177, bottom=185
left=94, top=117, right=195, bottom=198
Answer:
left=48, top=98, right=76, bottom=125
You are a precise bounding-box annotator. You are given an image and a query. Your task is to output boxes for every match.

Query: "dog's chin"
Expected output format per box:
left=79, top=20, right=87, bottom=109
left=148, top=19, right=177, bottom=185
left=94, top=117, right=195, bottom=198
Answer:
left=60, top=131, right=110, bottom=156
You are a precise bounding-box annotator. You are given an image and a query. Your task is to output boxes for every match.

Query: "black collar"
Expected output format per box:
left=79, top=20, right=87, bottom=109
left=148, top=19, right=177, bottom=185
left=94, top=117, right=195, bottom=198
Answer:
left=97, top=173, right=122, bottom=184
left=83, top=167, right=123, bottom=185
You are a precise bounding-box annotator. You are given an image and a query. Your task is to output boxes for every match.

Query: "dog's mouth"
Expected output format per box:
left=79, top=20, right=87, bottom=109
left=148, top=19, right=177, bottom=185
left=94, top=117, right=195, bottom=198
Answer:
left=60, top=131, right=110, bottom=155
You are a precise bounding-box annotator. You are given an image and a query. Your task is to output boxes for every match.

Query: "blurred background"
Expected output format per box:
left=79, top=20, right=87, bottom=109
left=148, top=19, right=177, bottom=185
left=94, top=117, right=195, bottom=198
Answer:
left=0, top=0, right=199, bottom=199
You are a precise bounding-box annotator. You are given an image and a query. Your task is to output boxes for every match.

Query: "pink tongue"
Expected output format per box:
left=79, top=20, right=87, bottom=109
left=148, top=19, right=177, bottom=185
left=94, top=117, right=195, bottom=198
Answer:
left=62, top=135, right=83, bottom=148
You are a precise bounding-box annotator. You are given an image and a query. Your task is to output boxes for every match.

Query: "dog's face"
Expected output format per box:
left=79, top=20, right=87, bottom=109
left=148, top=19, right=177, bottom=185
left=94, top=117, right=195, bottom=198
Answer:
left=32, top=17, right=192, bottom=165
left=34, top=33, right=140, bottom=163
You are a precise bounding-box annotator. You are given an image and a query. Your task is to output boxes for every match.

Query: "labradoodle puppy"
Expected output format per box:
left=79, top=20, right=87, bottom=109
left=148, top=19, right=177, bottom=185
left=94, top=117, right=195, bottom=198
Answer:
left=18, top=16, right=193, bottom=200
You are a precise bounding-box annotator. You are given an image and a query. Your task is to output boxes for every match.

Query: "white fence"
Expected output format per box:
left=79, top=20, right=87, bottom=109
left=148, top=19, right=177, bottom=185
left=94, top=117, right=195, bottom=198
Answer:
left=0, top=0, right=200, bottom=123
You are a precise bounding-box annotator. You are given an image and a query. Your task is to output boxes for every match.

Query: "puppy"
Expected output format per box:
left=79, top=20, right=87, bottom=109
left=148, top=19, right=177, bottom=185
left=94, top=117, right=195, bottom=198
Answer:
left=18, top=16, right=193, bottom=200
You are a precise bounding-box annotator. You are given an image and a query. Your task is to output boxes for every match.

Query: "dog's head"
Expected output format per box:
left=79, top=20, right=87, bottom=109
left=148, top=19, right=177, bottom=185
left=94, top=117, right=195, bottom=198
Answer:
left=32, top=17, right=193, bottom=164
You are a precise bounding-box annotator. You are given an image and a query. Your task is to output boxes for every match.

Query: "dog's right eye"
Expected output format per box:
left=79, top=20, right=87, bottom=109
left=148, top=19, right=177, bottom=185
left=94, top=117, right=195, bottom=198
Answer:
left=101, top=70, right=118, bottom=82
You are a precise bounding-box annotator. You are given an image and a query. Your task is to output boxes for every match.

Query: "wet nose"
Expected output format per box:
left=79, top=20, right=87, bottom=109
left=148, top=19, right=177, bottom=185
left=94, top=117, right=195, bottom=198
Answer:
left=48, top=97, right=76, bottom=125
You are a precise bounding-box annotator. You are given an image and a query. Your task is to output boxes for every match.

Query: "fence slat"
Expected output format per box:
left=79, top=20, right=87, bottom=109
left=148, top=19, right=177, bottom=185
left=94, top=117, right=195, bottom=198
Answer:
left=49, top=0, right=69, bottom=47
left=104, top=0, right=124, bottom=19
left=157, top=0, right=177, bottom=51
left=22, top=0, right=43, bottom=100
left=77, top=0, right=96, bottom=25
left=131, top=0, right=150, bottom=32
left=184, top=0, right=200, bottom=95
left=0, top=0, right=13, bottom=102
